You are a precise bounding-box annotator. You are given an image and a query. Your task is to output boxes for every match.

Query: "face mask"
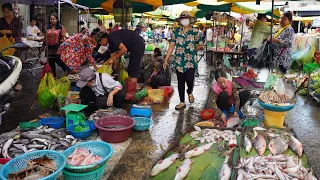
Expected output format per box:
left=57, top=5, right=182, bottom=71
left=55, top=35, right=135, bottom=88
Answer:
left=180, top=19, right=190, bottom=27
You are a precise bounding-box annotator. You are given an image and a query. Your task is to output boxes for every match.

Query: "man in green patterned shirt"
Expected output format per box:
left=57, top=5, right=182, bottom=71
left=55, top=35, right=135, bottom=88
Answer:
left=164, top=11, right=203, bottom=110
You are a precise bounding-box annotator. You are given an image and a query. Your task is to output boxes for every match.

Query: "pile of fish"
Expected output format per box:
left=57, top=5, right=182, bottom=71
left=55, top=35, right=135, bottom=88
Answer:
left=258, top=90, right=291, bottom=105
left=150, top=142, right=215, bottom=178
left=8, top=155, right=57, bottom=180
left=190, top=126, right=241, bottom=144
left=0, top=126, right=78, bottom=159
left=89, top=108, right=128, bottom=120
left=67, top=148, right=102, bottom=166
left=243, top=127, right=303, bottom=157
left=237, top=155, right=317, bottom=180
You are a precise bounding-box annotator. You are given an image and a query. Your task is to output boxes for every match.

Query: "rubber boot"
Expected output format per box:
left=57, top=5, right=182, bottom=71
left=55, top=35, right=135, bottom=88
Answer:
left=125, top=81, right=137, bottom=101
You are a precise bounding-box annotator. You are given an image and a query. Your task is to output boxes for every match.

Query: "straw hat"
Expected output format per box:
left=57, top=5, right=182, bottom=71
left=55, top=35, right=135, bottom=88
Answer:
left=175, top=11, right=197, bottom=25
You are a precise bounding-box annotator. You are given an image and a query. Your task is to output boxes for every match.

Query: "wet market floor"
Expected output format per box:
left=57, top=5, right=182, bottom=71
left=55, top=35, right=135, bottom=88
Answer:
left=1, top=55, right=320, bottom=179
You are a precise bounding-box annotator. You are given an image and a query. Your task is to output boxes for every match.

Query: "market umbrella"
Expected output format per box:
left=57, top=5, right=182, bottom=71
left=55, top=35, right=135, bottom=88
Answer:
left=144, top=8, right=171, bottom=17
left=72, top=0, right=195, bottom=13
left=2, top=0, right=57, bottom=5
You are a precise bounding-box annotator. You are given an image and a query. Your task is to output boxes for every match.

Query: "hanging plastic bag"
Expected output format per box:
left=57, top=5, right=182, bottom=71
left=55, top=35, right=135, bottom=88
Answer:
left=56, top=77, right=71, bottom=98
left=223, top=55, right=231, bottom=69
left=0, top=36, right=15, bottom=56
left=264, top=74, right=278, bottom=90
left=119, top=57, right=128, bottom=86
left=37, top=73, right=58, bottom=109
left=96, top=64, right=113, bottom=75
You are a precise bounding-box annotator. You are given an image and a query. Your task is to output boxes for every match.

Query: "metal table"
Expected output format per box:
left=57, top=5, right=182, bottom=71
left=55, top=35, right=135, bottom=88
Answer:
left=22, top=40, right=44, bottom=76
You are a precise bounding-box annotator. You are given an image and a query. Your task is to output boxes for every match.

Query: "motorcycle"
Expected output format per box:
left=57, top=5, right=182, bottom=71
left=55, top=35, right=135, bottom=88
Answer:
left=0, top=42, right=29, bottom=124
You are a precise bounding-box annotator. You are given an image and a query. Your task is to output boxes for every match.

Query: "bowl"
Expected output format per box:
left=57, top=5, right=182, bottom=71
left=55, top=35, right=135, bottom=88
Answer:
left=40, top=117, right=65, bottom=129
left=258, top=100, right=296, bottom=112
left=95, top=116, right=135, bottom=143
left=241, top=107, right=262, bottom=119
left=67, top=120, right=96, bottom=139
left=200, top=109, right=215, bottom=120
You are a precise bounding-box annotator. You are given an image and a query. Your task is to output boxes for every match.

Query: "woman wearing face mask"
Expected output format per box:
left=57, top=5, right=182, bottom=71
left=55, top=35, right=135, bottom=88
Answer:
left=100, top=29, right=145, bottom=101
left=146, top=48, right=171, bottom=89
left=164, top=11, right=203, bottom=110
left=208, top=69, right=250, bottom=126
left=267, top=11, right=294, bottom=74
left=42, top=13, right=68, bottom=77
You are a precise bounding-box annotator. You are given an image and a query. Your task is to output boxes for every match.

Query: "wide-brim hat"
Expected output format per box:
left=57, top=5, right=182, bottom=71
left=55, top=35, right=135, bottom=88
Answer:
left=175, top=11, right=197, bottom=24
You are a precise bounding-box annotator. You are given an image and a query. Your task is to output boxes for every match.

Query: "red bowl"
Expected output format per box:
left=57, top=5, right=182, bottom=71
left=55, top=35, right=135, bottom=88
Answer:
left=200, top=109, right=215, bottom=120
left=95, top=115, right=135, bottom=143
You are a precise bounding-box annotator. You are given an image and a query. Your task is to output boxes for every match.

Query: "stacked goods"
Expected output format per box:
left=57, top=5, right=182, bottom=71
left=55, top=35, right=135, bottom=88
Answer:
left=258, top=90, right=291, bottom=105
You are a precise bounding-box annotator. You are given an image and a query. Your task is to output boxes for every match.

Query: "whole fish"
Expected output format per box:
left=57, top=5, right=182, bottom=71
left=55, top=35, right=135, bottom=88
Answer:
left=2, top=139, right=13, bottom=159
left=150, top=154, right=179, bottom=176
left=228, top=136, right=237, bottom=148
left=226, top=117, right=240, bottom=128
left=269, top=137, right=288, bottom=155
left=288, top=135, right=303, bottom=157
left=13, top=139, right=29, bottom=144
left=244, top=135, right=252, bottom=154
left=0, top=131, right=19, bottom=144
left=21, top=133, right=54, bottom=141
left=59, top=139, right=71, bottom=148
left=219, top=156, right=231, bottom=180
left=174, top=158, right=192, bottom=180
left=27, top=144, right=46, bottom=149
left=13, top=144, right=28, bottom=153
left=185, top=142, right=214, bottom=158
left=254, top=135, right=266, bottom=156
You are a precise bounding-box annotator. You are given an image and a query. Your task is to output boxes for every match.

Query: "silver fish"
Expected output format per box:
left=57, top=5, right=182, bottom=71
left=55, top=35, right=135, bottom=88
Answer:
left=244, top=135, right=252, bottom=154
left=50, top=144, right=64, bottom=150
left=269, top=137, right=288, bottom=155
left=59, top=139, right=71, bottom=148
left=2, top=139, right=13, bottom=159
left=288, top=135, right=303, bottom=157
left=254, top=135, right=266, bottom=156
left=31, top=138, right=53, bottom=145
left=27, top=144, right=46, bottom=149
left=27, top=148, right=38, bottom=152
left=0, top=131, right=19, bottom=144
left=13, top=144, right=28, bottom=153
left=21, top=133, right=54, bottom=141
left=13, top=139, right=30, bottom=144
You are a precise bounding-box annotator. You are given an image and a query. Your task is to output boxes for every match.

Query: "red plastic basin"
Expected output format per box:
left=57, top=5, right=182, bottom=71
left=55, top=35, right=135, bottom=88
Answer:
left=95, top=115, right=135, bottom=143
left=200, top=109, right=215, bottom=120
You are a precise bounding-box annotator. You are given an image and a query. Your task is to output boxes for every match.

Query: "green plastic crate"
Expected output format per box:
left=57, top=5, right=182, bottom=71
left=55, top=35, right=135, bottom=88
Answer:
left=303, top=63, right=320, bottom=74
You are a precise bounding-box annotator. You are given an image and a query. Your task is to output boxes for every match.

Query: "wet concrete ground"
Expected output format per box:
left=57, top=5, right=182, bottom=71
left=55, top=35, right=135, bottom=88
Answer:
left=1, top=54, right=320, bottom=179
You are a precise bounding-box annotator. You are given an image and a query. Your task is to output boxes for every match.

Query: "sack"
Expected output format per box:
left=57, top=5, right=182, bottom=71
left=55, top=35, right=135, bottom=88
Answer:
left=148, top=89, right=165, bottom=104
left=96, top=64, right=113, bottom=75
left=37, top=73, right=58, bottom=109
left=0, top=36, right=15, bottom=56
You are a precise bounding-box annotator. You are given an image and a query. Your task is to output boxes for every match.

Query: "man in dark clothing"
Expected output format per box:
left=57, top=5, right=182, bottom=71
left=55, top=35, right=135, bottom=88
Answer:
left=100, top=30, right=145, bottom=100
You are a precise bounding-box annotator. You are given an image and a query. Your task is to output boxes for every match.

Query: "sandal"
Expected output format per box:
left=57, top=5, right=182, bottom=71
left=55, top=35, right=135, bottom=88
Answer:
left=188, top=94, right=194, bottom=103
left=175, top=103, right=186, bottom=110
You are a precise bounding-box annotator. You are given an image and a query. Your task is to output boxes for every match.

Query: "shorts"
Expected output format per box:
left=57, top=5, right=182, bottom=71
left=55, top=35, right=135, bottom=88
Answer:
left=127, top=39, right=145, bottom=78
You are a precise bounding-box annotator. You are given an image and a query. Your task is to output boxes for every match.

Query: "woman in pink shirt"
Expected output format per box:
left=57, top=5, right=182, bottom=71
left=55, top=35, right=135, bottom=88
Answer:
left=42, top=13, right=69, bottom=77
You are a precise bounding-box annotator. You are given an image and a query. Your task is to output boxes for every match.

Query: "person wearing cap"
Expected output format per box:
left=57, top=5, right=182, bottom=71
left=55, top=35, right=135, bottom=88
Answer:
left=101, top=28, right=145, bottom=101
left=164, top=11, right=203, bottom=110
left=77, top=68, right=125, bottom=114
left=208, top=69, right=250, bottom=126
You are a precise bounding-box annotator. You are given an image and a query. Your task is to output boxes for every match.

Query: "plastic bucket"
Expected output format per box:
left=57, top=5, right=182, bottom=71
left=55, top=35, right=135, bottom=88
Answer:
left=95, top=116, right=135, bottom=143
left=263, top=109, right=287, bottom=128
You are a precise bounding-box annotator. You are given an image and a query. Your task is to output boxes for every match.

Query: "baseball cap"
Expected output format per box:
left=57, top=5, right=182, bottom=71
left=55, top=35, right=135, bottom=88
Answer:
left=76, top=68, right=96, bottom=88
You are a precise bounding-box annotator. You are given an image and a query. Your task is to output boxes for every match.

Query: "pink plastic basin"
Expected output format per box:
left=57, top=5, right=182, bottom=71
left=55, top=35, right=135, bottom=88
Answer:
left=95, top=115, right=135, bottom=143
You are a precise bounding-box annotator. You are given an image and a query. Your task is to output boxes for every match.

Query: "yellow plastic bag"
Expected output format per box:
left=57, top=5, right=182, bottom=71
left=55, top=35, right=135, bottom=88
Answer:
left=37, top=73, right=58, bottom=109
left=148, top=89, right=165, bottom=104
left=0, top=36, right=15, bottom=56
left=96, top=64, right=113, bottom=75
left=56, top=77, right=71, bottom=98
left=120, top=69, right=128, bottom=86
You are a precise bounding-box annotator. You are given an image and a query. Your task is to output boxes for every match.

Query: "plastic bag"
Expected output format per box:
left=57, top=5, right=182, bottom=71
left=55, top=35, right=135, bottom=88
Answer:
left=96, top=64, right=113, bottom=75
left=148, top=89, right=165, bottom=103
left=223, top=55, right=231, bottom=69
left=0, top=36, right=15, bottom=56
left=264, top=74, right=277, bottom=90
left=135, top=87, right=148, bottom=99
left=37, top=73, right=58, bottom=109
left=300, top=45, right=315, bottom=64
left=56, top=77, right=71, bottom=98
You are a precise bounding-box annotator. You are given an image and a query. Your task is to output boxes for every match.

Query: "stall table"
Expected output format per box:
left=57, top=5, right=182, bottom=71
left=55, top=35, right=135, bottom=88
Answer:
left=22, top=39, right=43, bottom=76
left=210, top=49, right=248, bottom=72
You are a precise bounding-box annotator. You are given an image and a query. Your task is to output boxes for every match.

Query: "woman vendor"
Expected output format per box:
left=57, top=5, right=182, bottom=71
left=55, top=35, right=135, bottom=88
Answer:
left=42, top=13, right=69, bottom=77
left=100, top=30, right=145, bottom=101
left=147, top=48, right=171, bottom=89
left=0, top=3, right=22, bottom=43
left=267, top=11, right=294, bottom=74
left=208, top=69, right=250, bottom=126
left=77, top=68, right=125, bottom=114
left=58, top=28, right=98, bottom=73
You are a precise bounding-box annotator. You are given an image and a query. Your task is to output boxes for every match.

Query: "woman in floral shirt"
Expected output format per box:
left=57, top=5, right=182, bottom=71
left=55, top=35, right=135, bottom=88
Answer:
left=164, top=11, right=203, bottom=110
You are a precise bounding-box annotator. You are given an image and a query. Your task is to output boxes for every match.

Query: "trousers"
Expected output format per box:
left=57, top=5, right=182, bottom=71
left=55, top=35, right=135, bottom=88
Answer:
left=217, top=90, right=250, bottom=110
left=176, top=68, right=195, bottom=103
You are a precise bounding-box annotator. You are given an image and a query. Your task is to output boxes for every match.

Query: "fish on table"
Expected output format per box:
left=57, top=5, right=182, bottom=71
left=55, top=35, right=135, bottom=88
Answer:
left=254, top=135, right=266, bottom=156
left=219, top=156, right=231, bottom=180
left=268, top=137, right=288, bottom=155
left=174, top=158, right=192, bottom=180
left=185, top=142, right=214, bottom=158
left=243, top=135, right=252, bottom=154
left=289, top=135, right=303, bottom=157
left=150, top=154, right=179, bottom=176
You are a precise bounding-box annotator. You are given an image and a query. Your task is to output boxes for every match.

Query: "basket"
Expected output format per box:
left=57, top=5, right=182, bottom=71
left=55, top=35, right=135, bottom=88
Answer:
left=0, top=150, right=66, bottom=180
left=63, top=163, right=106, bottom=180
left=63, top=141, right=113, bottom=173
left=258, top=100, right=295, bottom=112
left=200, top=109, right=215, bottom=120
left=133, top=117, right=152, bottom=131
left=263, top=109, right=287, bottom=128
left=40, top=117, right=65, bottom=129
left=67, top=121, right=96, bottom=139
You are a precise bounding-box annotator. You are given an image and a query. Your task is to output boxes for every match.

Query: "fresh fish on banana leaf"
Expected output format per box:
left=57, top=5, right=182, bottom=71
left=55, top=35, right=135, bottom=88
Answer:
left=174, top=158, right=192, bottom=180
left=254, top=135, right=266, bottom=156
left=150, top=154, right=179, bottom=176
left=185, top=142, right=214, bottom=158
left=289, top=135, right=303, bottom=157
left=219, top=156, right=231, bottom=180
left=268, top=137, right=288, bottom=155
left=243, top=135, right=252, bottom=154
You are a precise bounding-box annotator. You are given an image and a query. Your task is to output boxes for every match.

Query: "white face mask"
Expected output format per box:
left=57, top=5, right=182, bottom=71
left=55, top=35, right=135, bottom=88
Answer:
left=180, top=19, right=190, bottom=27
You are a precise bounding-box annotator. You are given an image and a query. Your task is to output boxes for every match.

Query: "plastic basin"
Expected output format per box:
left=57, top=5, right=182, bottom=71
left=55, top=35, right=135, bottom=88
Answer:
left=67, top=121, right=96, bottom=139
left=258, top=100, right=295, bottom=112
left=95, top=116, right=135, bottom=143
left=200, top=109, right=215, bottom=120
left=40, top=117, right=65, bottom=129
